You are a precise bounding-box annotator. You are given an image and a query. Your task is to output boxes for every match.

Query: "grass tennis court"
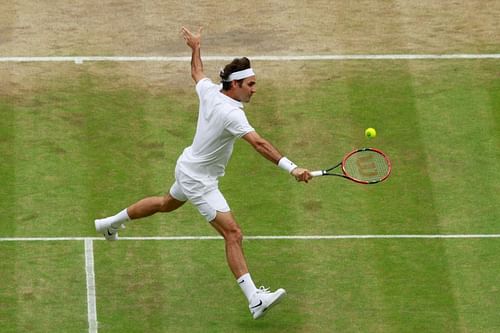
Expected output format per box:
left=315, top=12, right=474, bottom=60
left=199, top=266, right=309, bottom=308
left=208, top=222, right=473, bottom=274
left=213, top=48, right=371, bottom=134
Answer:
left=1, top=58, right=499, bottom=333
left=1, top=1, right=499, bottom=332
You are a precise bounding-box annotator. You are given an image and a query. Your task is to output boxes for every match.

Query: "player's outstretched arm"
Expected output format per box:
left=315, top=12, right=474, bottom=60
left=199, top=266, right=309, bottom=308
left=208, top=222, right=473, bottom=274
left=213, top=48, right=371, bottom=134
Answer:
left=181, top=26, right=204, bottom=83
left=243, top=131, right=312, bottom=183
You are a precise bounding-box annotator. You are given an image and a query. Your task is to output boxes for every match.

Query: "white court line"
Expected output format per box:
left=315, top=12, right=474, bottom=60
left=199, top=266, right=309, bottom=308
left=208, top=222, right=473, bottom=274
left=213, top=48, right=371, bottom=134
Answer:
left=0, top=54, right=499, bottom=63
left=1, top=234, right=500, bottom=241
left=85, top=239, right=98, bottom=333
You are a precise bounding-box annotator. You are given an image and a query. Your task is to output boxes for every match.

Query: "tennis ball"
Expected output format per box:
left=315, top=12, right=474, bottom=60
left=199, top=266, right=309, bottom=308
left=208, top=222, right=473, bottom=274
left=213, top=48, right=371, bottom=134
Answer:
left=365, top=127, right=377, bottom=138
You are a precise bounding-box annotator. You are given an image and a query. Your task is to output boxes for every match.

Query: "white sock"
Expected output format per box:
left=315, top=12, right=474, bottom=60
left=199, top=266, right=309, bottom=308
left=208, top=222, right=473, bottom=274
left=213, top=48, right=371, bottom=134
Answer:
left=108, top=208, right=130, bottom=228
left=237, top=273, right=257, bottom=303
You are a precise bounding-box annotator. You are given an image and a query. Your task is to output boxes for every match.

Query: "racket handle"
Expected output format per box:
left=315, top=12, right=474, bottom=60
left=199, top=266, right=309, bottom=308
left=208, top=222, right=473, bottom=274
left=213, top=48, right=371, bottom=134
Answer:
left=310, top=170, right=324, bottom=177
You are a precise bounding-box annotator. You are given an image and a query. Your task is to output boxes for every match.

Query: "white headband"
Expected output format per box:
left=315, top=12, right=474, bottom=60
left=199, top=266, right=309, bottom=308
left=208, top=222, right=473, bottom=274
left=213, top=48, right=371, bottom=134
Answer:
left=226, top=68, right=255, bottom=81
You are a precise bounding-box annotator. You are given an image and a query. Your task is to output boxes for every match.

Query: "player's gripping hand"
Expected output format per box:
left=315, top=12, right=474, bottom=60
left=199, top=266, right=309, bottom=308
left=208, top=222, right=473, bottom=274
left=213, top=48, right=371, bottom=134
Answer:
left=292, top=168, right=312, bottom=183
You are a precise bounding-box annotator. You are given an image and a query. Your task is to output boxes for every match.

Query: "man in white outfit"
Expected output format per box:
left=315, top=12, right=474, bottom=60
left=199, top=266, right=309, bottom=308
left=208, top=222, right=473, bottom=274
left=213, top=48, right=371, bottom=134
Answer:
left=95, top=26, right=312, bottom=319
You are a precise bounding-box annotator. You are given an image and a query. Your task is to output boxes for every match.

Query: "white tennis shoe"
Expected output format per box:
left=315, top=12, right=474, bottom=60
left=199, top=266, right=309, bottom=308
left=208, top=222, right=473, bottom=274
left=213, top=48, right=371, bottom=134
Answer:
left=95, top=218, right=124, bottom=241
left=249, top=286, right=286, bottom=320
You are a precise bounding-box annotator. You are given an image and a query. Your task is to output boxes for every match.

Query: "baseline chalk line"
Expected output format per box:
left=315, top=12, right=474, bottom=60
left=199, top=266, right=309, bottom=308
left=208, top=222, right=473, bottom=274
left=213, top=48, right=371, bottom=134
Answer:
left=1, top=234, right=500, bottom=241
left=0, top=53, right=499, bottom=64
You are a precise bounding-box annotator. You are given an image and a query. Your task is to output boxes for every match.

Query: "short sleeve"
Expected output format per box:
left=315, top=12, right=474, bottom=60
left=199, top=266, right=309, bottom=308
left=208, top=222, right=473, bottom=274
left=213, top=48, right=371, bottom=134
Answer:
left=195, top=78, right=218, bottom=100
left=224, top=109, right=255, bottom=138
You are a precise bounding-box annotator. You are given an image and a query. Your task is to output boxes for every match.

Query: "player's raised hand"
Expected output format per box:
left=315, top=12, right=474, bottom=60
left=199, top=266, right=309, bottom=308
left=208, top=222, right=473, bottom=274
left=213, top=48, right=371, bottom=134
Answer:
left=181, top=26, right=202, bottom=50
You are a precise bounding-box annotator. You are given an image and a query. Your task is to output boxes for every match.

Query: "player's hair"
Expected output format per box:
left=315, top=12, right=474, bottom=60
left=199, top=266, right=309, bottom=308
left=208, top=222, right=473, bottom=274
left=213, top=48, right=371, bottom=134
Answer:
left=220, top=57, right=251, bottom=91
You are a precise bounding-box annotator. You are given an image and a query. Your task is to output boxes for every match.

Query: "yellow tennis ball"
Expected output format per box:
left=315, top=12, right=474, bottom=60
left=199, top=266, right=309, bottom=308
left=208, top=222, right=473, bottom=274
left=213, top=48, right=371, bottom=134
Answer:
left=365, top=127, right=377, bottom=138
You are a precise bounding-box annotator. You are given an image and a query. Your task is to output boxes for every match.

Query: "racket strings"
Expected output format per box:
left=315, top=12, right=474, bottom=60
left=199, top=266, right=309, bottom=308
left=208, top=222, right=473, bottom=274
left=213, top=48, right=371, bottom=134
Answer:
left=343, top=150, right=390, bottom=182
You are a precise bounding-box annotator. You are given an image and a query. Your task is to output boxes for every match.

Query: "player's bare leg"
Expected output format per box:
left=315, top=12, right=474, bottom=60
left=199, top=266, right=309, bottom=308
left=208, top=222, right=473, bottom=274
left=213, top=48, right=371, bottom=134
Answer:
left=127, top=194, right=186, bottom=219
left=210, top=211, right=249, bottom=278
left=210, top=211, right=286, bottom=319
left=95, top=194, right=185, bottom=240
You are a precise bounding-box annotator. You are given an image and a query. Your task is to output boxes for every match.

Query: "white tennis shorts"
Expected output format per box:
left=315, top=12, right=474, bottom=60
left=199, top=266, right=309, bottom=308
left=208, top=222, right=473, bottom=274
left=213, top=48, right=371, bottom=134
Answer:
left=169, top=168, right=230, bottom=222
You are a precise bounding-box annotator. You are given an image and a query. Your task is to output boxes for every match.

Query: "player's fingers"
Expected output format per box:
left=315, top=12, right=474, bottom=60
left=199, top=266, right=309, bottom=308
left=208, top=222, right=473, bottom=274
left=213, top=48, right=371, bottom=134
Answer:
left=182, top=27, right=194, bottom=39
left=299, top=171, right=309, bottom=183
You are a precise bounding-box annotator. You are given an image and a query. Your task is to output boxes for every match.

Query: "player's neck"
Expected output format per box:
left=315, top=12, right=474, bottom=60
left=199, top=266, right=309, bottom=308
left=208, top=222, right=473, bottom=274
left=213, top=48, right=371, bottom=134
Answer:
left=221, top=89, right=241, bottom=102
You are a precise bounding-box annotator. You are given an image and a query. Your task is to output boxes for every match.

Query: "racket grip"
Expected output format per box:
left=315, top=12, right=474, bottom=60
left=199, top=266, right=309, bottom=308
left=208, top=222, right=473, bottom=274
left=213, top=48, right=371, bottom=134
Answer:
left=310, top=170, right=324, bottom=177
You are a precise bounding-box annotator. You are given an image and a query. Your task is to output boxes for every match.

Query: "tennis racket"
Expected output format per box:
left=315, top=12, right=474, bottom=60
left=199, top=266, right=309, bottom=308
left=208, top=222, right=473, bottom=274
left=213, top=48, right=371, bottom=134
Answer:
left=310, top=148, right=391, bottom=184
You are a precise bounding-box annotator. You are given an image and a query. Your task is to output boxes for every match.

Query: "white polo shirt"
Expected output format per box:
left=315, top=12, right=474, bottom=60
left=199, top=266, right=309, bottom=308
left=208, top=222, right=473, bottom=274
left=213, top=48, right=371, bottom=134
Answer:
left=176, top=77, right=255, bottom=179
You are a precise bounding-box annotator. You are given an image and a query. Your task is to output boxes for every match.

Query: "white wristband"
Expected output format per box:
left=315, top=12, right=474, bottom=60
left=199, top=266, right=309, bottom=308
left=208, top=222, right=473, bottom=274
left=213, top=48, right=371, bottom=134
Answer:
left=278, top=157, right=298, bottom=174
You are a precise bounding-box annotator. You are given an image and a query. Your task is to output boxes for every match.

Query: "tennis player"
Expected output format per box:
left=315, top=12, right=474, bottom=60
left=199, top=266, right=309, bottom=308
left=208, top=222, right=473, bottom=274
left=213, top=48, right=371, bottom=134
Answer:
left=95, top=26, right=312, bottom=319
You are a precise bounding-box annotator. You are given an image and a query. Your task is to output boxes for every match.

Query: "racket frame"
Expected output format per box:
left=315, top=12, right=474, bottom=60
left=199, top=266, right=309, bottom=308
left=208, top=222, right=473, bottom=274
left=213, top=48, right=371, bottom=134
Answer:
left=311, top=148, right=391, bottom=184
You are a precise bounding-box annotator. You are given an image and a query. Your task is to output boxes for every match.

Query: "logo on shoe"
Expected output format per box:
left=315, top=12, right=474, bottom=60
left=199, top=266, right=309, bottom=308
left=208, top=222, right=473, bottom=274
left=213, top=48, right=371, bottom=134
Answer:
left=250, top=300, right=263, bottom=309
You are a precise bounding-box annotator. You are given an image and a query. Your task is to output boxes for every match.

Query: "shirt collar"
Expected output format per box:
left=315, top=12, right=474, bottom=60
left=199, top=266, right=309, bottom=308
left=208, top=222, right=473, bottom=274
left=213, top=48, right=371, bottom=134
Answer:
left=219, top=89, right=244, bottom=109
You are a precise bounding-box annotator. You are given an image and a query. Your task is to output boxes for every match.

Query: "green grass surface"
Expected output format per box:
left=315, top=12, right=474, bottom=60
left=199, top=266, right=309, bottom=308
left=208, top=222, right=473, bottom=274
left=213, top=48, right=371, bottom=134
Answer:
left=92, top=239, right=500, bottom=333
left=0, top=242, right=88, bottom=332
left=1, top=59, right=499, bottom=332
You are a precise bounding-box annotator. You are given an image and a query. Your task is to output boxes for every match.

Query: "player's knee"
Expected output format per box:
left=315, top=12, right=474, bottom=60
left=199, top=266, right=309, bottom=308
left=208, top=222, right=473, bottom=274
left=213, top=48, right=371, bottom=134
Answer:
left=225, top=225, right=243, bottom=244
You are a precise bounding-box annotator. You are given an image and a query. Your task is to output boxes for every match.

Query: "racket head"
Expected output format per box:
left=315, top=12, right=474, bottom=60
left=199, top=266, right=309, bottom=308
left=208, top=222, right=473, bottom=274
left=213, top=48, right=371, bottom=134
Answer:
left=341, top=148, right=391, bottom=184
